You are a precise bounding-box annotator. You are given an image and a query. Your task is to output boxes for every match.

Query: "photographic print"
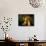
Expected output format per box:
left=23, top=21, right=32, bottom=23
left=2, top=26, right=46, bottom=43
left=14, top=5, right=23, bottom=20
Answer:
left=18, top=14, right=34, bottom=26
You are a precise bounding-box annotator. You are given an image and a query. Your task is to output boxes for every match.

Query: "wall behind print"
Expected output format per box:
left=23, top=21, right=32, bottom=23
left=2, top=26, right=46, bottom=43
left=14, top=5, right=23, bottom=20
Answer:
left=0, top=0, right=46, bottom=40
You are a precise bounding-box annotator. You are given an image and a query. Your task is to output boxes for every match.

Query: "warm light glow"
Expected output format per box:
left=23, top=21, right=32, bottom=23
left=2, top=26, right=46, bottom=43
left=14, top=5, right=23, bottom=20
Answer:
left=6, top=34, right=8, bottom=37
left=22, top=16, right=32, bottom=26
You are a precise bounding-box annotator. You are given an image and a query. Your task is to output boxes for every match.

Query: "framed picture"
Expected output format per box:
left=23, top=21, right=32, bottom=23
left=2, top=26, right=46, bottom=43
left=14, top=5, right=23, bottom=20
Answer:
left=18, top=14, right=34, bottom=26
